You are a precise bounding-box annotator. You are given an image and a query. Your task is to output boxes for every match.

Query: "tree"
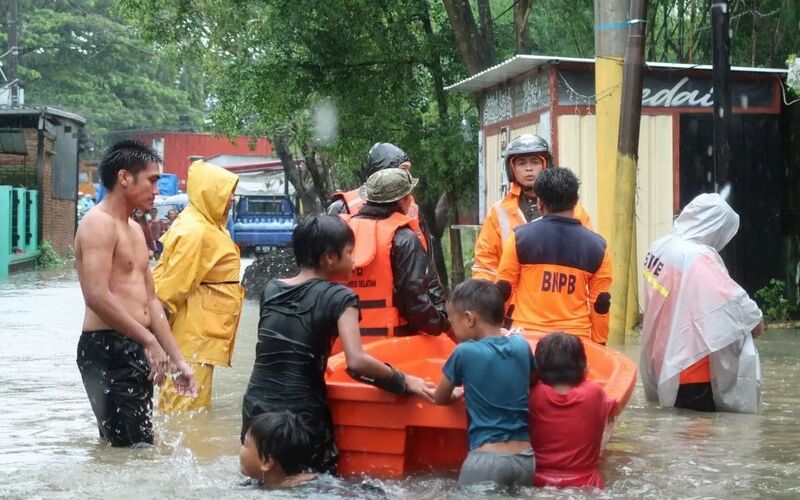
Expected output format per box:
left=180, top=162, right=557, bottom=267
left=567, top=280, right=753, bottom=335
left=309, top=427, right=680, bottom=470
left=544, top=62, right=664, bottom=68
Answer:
left=120, top=0, right=478, bottom=288
left=644, top=0, right=799, bottom=67
left=2, top=0, right=207, bottom=150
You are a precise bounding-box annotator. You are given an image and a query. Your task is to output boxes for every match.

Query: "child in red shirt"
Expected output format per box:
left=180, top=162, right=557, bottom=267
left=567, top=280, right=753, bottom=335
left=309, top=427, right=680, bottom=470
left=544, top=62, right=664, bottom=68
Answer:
left=529, top=332, right=614, bottom=489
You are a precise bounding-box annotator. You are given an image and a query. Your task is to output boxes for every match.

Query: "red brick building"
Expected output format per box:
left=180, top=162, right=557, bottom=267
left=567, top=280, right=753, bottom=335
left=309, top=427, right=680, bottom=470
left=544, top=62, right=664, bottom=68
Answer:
left=0, top=107, right=85, bottom=255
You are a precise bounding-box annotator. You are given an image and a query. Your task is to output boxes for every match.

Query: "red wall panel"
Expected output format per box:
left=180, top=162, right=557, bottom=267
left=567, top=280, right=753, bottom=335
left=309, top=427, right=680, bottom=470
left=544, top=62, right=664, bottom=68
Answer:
left=135, top=132, right=273, bottom=187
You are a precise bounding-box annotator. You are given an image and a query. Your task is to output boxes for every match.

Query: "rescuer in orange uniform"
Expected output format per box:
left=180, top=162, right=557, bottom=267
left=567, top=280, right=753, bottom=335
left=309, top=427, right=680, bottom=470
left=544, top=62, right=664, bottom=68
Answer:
left=327, top=142, right=419, bottom=219
left=496, top=168, right=612, bottom=345
left=342, top=167, right=450, bottom=343
left=472, top=134, right=592, bottom=281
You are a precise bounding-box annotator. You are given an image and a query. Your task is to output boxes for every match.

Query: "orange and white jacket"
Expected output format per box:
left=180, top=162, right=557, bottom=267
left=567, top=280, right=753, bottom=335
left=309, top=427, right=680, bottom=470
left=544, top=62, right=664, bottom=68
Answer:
left=472, top=183, right=592, bottom=281
left=497, top=214, right=612, bottom=344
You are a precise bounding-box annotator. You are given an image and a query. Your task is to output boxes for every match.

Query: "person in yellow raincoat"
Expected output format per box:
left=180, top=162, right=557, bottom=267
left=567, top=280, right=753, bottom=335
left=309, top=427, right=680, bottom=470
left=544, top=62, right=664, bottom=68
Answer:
left=153, top=160, right=244, bottom=411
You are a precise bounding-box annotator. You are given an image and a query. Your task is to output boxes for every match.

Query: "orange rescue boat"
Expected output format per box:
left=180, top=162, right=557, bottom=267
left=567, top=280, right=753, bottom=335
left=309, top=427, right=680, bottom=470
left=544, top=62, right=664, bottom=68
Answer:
left=325, top=332, right=636, bottom=478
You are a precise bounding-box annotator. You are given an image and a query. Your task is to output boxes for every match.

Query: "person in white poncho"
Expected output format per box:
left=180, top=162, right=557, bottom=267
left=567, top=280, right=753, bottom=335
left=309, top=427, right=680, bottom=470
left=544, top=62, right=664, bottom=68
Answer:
left=640, top=193, right=764, bottom=413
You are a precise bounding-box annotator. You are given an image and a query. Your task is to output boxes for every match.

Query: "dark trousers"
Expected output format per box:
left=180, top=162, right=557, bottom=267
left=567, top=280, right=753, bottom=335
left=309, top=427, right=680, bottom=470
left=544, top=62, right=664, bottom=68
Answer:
left=675, top=382, right=717, bottom=412
left=77, top=330, right=154, bottom=447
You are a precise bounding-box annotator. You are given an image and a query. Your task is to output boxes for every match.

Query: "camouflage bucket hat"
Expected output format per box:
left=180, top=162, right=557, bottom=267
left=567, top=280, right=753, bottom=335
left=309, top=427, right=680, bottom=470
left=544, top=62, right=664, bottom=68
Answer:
left=359, top=167, right=419, bottom=204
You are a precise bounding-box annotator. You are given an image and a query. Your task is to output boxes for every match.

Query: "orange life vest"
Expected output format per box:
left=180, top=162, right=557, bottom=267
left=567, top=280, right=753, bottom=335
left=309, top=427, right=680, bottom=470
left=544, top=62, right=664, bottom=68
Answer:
left=333, top=188, right=420, bottom=219
left=342, top=212, right=427, bottom=340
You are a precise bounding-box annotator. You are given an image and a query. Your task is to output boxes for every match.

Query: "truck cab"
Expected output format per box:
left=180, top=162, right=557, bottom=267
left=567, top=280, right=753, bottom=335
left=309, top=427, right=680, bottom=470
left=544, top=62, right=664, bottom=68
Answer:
left=232, top=195, right=296, bottom=253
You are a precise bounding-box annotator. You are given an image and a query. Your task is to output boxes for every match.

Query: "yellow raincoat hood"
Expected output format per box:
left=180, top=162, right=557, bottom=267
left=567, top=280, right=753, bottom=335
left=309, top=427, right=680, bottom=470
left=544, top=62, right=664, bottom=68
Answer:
left=153, top=161, right=244, bottom=366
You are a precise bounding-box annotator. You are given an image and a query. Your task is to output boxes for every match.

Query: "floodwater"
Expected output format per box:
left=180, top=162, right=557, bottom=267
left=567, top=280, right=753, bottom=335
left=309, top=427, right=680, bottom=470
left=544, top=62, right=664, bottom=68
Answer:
left=1, top=266, right=800, bottom=499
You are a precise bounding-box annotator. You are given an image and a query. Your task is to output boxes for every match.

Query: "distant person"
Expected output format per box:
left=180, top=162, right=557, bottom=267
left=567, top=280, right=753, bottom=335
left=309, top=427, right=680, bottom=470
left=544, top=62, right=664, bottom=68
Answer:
left=74, top=140, right=196, bottom=448
left=472, top=134, right=592, bottom=282
left=640, top=193, right=764, bottom=413
left=239, top=411, right=317, bottom=489
left=131, top=208, right=156, bottom=259
left=529, top=332, right=614, bottom=488
left=241, top=214, right=434, bottom=474
left=153, top=161, right=243, bottom=412
left=164, top=208, right=179, bottom=233
left=148, top=207, right=166, bottom=238
left=337, top=168, right=450, bottom=349
left=434, top=279, right=535, bottom=488
left=148, top=207, right=166, bottom=258
left=497, top=167, right=612, bottom=345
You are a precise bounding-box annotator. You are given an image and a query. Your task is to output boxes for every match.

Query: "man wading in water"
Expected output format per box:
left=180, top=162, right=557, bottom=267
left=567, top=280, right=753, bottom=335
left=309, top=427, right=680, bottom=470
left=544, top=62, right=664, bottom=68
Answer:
left=74, top=140, right=196, bottom=447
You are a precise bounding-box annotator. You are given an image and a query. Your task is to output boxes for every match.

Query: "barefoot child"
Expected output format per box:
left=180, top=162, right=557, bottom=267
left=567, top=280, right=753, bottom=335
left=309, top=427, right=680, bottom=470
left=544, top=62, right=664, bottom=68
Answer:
left=241, top=214, right=434, bottom=473
left=529, top=332, right=614, bottom=488
left=433, top=279, right=535, bottom=488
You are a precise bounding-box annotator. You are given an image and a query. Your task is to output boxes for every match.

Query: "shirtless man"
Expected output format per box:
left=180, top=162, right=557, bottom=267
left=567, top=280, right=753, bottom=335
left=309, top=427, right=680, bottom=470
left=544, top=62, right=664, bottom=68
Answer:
left=74, top=140, right=196, bottom=447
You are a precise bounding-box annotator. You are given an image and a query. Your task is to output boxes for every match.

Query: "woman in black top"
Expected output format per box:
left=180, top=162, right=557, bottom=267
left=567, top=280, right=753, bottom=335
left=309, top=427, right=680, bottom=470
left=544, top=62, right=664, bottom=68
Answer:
left=241, top=215, right=434, bottom=473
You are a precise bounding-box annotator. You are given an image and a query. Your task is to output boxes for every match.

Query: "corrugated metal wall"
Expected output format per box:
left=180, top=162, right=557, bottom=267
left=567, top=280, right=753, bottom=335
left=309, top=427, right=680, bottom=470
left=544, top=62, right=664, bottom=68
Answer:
left=484, top=131, right=501, bottom=209
left=555, top=115, right=598, bottom=219
left=557, top=114, right=674, bottom=304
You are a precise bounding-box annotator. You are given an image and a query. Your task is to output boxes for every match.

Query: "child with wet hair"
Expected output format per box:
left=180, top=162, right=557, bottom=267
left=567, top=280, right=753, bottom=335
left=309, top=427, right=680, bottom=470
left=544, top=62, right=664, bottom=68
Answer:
left=529, top=332, right=614, bottom=488
left=239, top=411, right=316, bottom=488
left=433, top=279, right=535, bottom=488
left=241, top=214, right=433, bottom=474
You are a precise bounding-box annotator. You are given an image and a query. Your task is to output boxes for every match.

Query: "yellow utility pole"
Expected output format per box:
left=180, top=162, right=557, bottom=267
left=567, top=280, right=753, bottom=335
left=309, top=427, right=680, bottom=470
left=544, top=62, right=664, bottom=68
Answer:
left=595, top=0, right=637, bottom=344
left=611, top=0, right=648, bottom=347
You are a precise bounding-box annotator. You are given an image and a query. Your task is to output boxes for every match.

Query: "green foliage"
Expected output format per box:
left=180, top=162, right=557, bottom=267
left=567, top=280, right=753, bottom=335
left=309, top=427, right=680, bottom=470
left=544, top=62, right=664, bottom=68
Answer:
left=755, top=279, right=797, bottom=322
left=645, top=0, right=800, bottom=67
left=36, top=240, right=65, bottom=269
left=7, top=0, right=208, bottom=151
left=118, top=0, right=478, bottom=210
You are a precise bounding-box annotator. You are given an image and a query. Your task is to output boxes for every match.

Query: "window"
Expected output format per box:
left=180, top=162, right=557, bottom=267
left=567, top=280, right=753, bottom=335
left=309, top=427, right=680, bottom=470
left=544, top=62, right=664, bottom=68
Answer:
left=247, top=199, right=284, bottom=214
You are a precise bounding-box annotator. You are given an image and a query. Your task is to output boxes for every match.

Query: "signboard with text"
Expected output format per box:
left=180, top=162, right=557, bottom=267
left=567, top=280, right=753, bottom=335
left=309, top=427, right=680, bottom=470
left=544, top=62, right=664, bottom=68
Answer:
left=557, top=68, right=774, bottom=109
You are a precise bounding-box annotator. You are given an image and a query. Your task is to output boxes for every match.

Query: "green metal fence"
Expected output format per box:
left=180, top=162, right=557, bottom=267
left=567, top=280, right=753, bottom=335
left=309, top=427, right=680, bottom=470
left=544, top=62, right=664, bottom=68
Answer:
left=0, top=186, right=39, bottom=279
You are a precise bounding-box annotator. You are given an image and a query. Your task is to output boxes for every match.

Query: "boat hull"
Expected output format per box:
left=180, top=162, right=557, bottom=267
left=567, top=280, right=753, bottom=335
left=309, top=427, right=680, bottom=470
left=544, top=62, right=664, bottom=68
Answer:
left=326, top=333, right=636, bottom=478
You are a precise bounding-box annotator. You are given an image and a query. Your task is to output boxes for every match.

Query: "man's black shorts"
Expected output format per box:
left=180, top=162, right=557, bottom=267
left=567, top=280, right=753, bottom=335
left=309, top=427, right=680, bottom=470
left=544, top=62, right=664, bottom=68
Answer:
left=77, top=330, right=154, bottom=447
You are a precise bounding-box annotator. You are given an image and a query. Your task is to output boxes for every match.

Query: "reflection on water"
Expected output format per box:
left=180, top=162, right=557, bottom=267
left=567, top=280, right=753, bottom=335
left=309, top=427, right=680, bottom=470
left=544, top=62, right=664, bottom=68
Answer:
left=1, top=268, right=799, bottom=498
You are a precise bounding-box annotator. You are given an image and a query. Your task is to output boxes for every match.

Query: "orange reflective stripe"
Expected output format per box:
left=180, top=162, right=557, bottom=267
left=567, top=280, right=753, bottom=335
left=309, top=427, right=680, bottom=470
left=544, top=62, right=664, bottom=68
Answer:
left=496, top=201, right=512, bottom=243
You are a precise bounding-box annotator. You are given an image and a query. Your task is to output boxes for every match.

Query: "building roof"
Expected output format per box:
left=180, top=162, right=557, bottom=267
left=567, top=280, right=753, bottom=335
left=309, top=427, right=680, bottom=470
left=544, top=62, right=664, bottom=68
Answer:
left=0, top=105, right=86, bottom=124
left=445, top=54, right=789, bottom=93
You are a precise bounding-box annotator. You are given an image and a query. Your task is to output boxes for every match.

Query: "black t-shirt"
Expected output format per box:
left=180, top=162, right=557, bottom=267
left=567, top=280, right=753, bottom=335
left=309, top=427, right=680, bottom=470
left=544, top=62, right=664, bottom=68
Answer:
left=241, top=278, right=357, bottom=472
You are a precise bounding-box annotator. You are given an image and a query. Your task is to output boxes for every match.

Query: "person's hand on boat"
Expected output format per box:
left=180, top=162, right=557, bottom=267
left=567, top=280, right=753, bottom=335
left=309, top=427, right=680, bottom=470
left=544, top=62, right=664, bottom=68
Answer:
left=405, top=375, right=436, bottom=402
left=171, top=360, right=198, bottom=398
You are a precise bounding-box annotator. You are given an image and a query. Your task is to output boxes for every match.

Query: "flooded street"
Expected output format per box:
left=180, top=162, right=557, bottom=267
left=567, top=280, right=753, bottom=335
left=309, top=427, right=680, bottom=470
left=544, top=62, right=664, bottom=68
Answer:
left=1, top=267, right=799, bottom=499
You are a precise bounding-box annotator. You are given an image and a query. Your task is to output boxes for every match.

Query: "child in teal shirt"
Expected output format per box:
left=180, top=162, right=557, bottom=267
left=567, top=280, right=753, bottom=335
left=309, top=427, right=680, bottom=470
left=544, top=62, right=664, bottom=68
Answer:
left=434, top=279, right=535, bottom=488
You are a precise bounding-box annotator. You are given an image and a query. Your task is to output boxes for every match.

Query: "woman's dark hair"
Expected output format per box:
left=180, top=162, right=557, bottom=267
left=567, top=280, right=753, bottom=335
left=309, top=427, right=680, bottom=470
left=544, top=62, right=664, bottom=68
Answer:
left=448, top=279, right=506, bottom=326
left=246, top=411, right=313, bottom=475
left=99, top=140, right=163, bottom=190
left=535, top=332, right=587, bottom=386
left=533, top=167, right=580, bottom=213
left=292, top=214, right=355, bottom=268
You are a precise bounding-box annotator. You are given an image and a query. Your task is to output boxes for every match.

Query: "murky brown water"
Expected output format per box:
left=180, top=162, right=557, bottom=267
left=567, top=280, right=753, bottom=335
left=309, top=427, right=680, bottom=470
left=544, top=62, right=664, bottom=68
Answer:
left=1, top=266, right=799, bottom=499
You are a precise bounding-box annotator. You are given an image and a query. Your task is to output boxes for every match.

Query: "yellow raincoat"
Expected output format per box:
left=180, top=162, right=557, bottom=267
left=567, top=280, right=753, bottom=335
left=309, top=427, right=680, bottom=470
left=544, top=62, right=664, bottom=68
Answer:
left=153, top=161, right=243, bottom=410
